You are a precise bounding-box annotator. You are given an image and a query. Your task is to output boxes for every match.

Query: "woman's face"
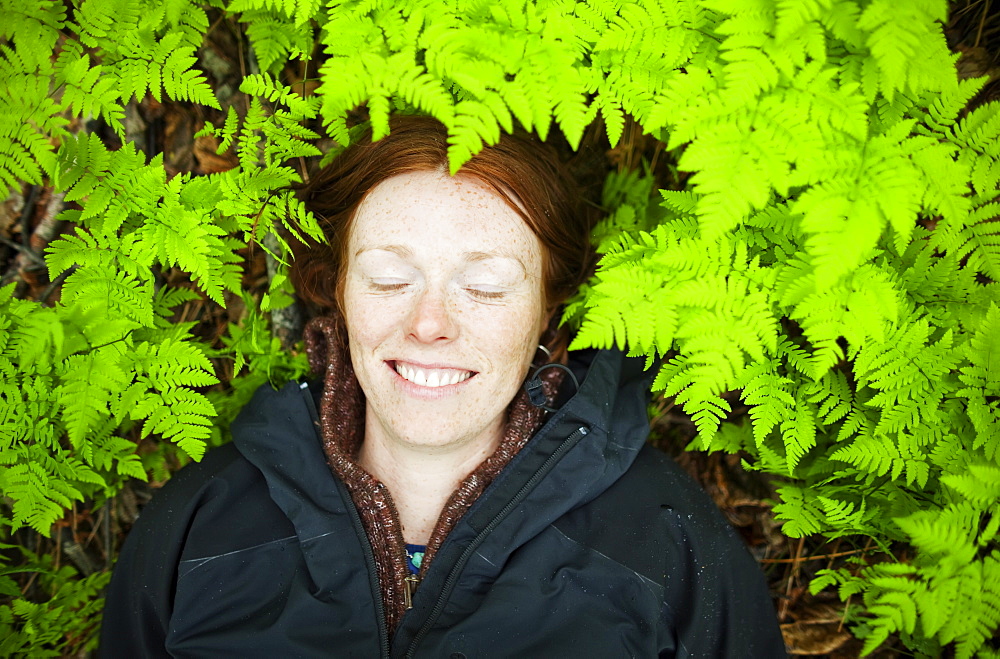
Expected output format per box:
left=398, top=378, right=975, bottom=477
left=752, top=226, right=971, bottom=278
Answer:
left=343, top=170, right=548, bottom=452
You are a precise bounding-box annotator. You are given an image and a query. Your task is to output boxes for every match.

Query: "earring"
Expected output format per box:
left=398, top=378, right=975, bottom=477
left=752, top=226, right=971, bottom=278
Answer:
left=536, top=344, right=552, bottom=362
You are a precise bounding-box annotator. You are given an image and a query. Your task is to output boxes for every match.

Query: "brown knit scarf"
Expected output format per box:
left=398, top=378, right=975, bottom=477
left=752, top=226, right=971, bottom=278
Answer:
left=303, top=316, right=560, bottom=632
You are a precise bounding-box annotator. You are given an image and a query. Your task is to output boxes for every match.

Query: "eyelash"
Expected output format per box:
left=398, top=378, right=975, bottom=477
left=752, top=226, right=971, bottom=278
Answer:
left=467, top=288, right=505, bottom=300
left=371, top=282, right=409, bottom=293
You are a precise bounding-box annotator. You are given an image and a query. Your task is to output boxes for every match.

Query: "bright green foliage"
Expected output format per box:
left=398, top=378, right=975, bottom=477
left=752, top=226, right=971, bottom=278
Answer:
left=1, top=0, right=315, bottom=651
left=1, top=0, right=998, bottom=655
left=1, top=0, right=323, bottom=533
left=555, top=1, right=999, bottom=654
left=0, top=547, right=110, bottom=657
left=205, top=294, right=311, bottom=444
left=234, top=0, right=320, bottom=73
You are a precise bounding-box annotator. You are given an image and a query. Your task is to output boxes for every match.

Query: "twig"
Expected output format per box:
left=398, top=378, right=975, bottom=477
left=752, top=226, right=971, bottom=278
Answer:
left=264, top=232, right=303, bottom=349
left=125, top=100, right=148, bottom=156
left=0, top=236, right=46, bottom=265
left=38, top=265, right=75, bottom=305
left=25, top=190, right=66, bottom=253
left=235, top=16, right=246, bottom=80
left=1, top=189, right=65, bottom=286
left=778, top=535, right=806, bottom=620
left=20, top=184, right=40, bottom=248
left=975, top=0, right=991, bottom=47
left=649, top=140, right=664, bottom=178
left=59, top=526, right=95, bottom=577
left=103, top=502, right=113, bottom=569
left=299, top=57, right=311, bottom=184
left=761, top=548, right=864, bottom=564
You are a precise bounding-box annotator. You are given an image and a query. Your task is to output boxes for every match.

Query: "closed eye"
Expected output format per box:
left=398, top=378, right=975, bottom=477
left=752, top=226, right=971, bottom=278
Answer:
left=370, top=280, right=410, bottom=293
left=466, top=287, right=506, bottom=300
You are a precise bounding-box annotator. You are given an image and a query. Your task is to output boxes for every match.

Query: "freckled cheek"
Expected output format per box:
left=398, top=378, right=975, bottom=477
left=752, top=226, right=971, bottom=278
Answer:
left=344, top=297, right=401, bottom=351
left=476, top=307, right=544, bottom=372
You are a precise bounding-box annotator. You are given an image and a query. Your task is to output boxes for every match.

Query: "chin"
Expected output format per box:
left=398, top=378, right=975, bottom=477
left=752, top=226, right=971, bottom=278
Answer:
left=372, top=403, right=507, bottom=452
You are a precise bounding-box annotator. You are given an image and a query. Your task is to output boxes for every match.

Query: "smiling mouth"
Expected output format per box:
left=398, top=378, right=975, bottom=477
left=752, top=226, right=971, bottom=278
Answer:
left=392, top=361, right=475, bottom=388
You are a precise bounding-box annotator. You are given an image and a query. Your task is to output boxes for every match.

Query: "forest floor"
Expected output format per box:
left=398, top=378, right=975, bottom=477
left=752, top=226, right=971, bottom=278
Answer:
left=1, top=1, right=998, bottom=656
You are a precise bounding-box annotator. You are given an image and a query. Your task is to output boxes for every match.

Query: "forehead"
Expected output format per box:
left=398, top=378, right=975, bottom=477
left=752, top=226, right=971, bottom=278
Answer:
left=349, top=170, right=542, bottom=263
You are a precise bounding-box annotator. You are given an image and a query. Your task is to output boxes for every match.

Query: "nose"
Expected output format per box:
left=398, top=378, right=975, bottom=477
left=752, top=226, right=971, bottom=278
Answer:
left=407, top=286, right=457, bottom=343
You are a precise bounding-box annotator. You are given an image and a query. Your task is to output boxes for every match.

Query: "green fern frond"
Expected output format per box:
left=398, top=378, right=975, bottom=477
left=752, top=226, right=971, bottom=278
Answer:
left=109, top=31, right=220, bottom=108
left=60, top=267, right=154, bottom=329
left=0, top=450, right=103, bottom=534
left=677, top=116, right=782, bottom=238
left=957, top=303, right=1000, bottom=392
left=924, top=75, right=988, bottom=133
left=241, top=73, right=318, bottom=118
left=773, top=483, right=827, bottom=537
left=803, top=369, right=852, bottom=424
left=130, top=189, right=240, bottom=305
left=951, top=98, right=1000, bottom=157
left=855, top=553, right=1000, bottom=658
left=125, top=339, right=217, bottom=460
left=941, top=464, right=1000, bottom=508
left=913, top=150, right=975, bottom=250
left=952, top=206, right=1000, bottom=281
left=854, top=319, right=959, bottom=435
left=243, top=12, right=316, bottom=73
left=53, top=55, right=125, bottom=136
left=0, top=0, right=65, bottom=64
left=856, top=0, right=950, bottom=101
left=57, top=345, right=131, bottom=447
left=779, top=397, right=817, bottom=473
left=736, top=359, right=795, bottom=445
left=830, top=432, right=930, bottom=488
left=0, top=45, right=63, bottom=192
left=447, top=99, right=503, bottom=172
left=793, top=134, right=924, bottom=288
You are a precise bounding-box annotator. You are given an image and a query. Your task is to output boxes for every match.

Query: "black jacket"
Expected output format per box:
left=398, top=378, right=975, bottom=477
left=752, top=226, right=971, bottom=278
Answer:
left=100, top=349, right=786, bottom=658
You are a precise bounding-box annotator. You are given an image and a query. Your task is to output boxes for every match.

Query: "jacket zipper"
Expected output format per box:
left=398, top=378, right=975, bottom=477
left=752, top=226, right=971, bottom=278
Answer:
left=301, top=385, right=391, bottom=659
left=403, top=574, right=420, bottom=609
left=403, top=425, right=590, bottom=658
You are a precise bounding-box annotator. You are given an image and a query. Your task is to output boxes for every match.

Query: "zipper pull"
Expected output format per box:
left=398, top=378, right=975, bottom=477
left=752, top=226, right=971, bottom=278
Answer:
left=404, top=574, right=421, bottom=609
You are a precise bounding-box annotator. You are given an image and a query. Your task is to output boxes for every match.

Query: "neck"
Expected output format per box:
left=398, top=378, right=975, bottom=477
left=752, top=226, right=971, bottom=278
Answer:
left=357, top=413, right=503, bottom=545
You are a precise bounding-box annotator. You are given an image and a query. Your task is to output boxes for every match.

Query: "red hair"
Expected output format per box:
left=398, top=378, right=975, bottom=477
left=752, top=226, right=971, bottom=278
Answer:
left=292, top=116, right=595, bottom=360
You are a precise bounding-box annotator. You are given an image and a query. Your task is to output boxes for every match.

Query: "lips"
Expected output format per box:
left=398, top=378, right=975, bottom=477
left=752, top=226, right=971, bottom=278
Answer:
left=392, top=361, right=475, bottom=388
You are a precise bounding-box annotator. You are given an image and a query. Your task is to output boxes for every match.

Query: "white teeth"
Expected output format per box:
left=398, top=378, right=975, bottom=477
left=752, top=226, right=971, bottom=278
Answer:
left=395, top=363, right=472, bottom=388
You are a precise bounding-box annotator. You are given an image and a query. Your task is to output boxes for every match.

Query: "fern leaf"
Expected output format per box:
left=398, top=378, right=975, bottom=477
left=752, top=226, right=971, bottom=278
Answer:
left=56, top=346, right=130, bottom=447
left=719, top=47, right=779, bottom=104
left=737, top=359, right=795, bottom=445
left=0, top=452, right=103, bottom=534
left=60, top=267, right=154, bottom=329
left=773, top=484, right=827, bottom=536
left=779, top=398, right=817, bottom=473
left=446, top=100, right=502, bottom=173
left=856, top=0, right=950, bottom=101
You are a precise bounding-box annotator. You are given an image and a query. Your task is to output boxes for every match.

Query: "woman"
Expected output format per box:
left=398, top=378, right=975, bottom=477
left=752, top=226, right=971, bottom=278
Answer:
left=100, top=117, right=786, bottom=657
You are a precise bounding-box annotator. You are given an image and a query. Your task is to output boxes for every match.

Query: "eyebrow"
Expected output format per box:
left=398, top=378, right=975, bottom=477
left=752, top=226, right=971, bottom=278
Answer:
left=464, top=250, right=528, bottom=274
left=355, top=244, right=412, bottom=258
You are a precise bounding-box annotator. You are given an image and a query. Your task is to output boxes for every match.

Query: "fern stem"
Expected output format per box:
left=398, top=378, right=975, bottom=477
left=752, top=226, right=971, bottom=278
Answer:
left=975, top=0, right=990, bottom=47
left=779, top=536, right=806, bottom=620
left=761, top=548, right=865, bottom=564
left=20, top=184, right=41, bottom=249
left=38, top=265, right=75, bottom=305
